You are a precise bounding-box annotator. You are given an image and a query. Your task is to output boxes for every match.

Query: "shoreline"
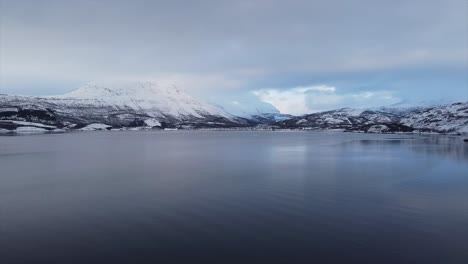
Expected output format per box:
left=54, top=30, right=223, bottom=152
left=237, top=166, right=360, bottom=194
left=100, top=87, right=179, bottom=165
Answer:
left=1, top=126, right=467, bottom=137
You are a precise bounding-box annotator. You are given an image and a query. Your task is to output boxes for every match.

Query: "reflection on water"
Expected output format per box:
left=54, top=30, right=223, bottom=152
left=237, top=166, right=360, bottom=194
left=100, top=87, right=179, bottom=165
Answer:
left=0, top=131, right=467, bottom=263
left=340, top=136, right=468, bottom=162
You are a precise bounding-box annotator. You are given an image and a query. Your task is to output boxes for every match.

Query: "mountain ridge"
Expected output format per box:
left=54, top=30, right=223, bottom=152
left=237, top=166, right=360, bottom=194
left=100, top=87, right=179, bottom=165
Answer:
left=0, top=81, right=467, bottom=134
left=276, top=103, right=468, bottom=134
left=0, top=81, right=255, bottom=131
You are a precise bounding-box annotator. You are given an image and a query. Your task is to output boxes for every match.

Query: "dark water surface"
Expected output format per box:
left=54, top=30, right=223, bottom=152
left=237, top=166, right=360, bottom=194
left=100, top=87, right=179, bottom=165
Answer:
left=0, top=131, right=467, bottom=263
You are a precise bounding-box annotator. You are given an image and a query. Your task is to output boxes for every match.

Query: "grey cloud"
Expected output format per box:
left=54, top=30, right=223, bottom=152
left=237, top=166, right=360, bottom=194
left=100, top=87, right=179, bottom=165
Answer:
left=0, top=0, right=466, bottom=94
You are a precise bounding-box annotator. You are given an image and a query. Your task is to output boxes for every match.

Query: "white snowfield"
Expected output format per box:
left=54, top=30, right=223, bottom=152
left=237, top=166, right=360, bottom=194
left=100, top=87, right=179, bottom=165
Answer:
left=55, top=81, right=233, bottom=120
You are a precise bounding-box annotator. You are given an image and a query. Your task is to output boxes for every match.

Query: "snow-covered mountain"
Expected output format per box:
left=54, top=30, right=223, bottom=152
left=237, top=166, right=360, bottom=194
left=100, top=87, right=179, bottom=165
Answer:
left=388, top=99, right=453, bottom=109
left=0, top=81, right=251, bottom=132
left=276, top=103, right=468, bottom=134
left=214, top=98, right=291, bottom=124
left=277, top=108, right=411, bottom=133
left=0, top=81, right=467, bottom=134
left=401, top=103, right=468, bottom=133
left=375, top=99, right=454, bottom=115
left=59, top=81, right=232, bottom=119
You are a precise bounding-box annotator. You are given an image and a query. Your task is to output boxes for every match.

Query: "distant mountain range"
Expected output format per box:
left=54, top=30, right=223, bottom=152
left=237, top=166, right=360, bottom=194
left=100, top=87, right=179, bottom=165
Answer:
left=0, top=81, right=467, bottom=134
left=277, top=104, right=468, bottom=134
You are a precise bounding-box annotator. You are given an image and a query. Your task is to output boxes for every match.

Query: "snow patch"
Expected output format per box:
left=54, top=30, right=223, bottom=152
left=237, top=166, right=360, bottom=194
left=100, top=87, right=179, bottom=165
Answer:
left=296, top=119, right=307, bottom=124
left=367, top=125, right=389, bottom=133
left=340, top=108, right=365, bottom=116
left=144, top=118, right=161, bottom=127
left=11, top=121, right=56, bottom=129
left=79, top=123, right=112, bottom=131
left=324, top=116, right=344, bottom=124
left=15, top=127, right=48, bottom=133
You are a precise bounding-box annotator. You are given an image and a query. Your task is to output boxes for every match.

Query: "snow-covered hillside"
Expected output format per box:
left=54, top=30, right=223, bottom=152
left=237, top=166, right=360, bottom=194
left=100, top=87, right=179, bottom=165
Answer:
left=0, top=81, right=467, bottom=134
left=401, top=103, right=468, bottom=133
left=59, top=81, right=231, bottom=119
left=375, top=99, right=454, bottom=115
left=215, top=98, right=291, bottom=123
left=277, top=103, right=468, bottom=134
left=277, top=108, right=409, bottom=133
left=0, top=81, right=251, bottom=131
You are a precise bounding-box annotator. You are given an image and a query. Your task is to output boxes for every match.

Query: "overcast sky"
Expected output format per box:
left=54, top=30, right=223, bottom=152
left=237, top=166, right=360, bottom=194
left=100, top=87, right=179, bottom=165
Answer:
left=0, top=0, right=467, bottom=114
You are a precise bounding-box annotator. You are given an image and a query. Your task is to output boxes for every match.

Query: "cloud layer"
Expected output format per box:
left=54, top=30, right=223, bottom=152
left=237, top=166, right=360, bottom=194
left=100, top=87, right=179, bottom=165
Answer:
left=254, top=85, right=399, bottom=115
left=0, top=0, right=466, bottom=106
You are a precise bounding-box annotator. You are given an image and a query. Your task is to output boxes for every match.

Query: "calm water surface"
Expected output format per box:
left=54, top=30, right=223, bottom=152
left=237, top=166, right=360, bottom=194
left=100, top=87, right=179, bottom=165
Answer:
left=0, top=131, right=467, bottom=263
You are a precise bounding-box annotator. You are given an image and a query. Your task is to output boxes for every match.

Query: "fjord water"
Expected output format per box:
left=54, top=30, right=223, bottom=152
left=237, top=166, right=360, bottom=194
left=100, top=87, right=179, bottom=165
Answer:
left=0, top=131, right=467, bottom=263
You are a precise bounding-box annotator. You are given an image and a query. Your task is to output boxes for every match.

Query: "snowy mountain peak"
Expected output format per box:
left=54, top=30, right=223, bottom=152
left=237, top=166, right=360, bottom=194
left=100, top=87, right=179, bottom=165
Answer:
left=58, top=80, right=232, bottom=119
left=388, top=99, right=454, bottom=109
left=63, top=81, right=183, bottom=99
